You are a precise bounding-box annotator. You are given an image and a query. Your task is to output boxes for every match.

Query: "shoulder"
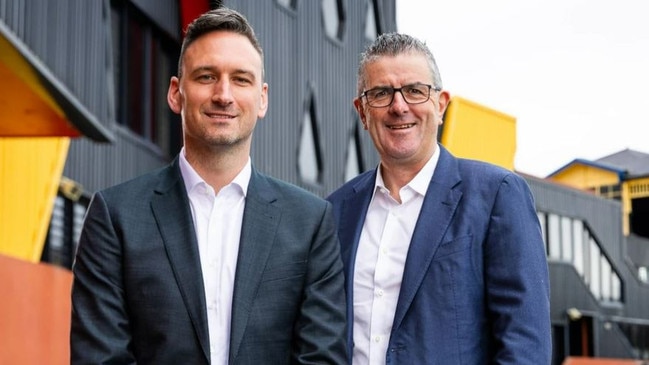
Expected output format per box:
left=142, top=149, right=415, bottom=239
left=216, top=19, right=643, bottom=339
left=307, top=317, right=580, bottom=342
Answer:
left=456, top=157, right=526, bottom=186
left=253, top=172, right=328, bottom=208
left=327, top=169, right=375, bottom=202
left=453, top=158, right=534, bottom=205
left=97, top=163, right=174, bottom=202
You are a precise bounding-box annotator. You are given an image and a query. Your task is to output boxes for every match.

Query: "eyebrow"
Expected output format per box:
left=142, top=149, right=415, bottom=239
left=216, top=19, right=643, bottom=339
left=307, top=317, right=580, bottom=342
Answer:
left=190, top=66, right=257, bottom=80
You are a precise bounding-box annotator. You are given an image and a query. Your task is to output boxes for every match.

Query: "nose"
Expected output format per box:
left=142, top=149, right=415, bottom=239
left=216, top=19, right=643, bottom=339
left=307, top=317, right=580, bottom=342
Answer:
left=211, top=80, right=234, bottom=105
left=389, top=89, right=409, bottom=112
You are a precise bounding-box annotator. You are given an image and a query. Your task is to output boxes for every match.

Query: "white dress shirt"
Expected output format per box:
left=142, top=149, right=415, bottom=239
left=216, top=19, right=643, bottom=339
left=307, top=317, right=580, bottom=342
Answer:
left=179, top=148, right=250, bottom=365
left=352, top=147, right=440, bottom=365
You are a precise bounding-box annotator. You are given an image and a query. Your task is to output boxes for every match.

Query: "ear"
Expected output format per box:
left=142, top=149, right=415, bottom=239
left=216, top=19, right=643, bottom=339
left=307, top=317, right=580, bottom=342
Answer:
left=436, top=90, right=451, bottom=122
left=167, top=76, right=182, bottom=114
left=257, top=82, right=269, bottom=119
left=353, top=97, right=368, bottom=130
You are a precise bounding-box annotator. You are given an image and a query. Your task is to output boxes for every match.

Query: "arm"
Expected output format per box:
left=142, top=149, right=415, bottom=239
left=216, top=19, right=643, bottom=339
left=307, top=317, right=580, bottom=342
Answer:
left=485, top=173, right=552, bottom=364
left=70, top=192, right=136, bottom=364
left=293, top=202, right=349, bottom=364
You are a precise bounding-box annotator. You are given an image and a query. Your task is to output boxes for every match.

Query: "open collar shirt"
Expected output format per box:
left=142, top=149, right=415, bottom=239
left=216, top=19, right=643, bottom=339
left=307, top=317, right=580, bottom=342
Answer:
left=352, top=146, right=440, bottom=365
left=179, top=148, right=250, bottom=365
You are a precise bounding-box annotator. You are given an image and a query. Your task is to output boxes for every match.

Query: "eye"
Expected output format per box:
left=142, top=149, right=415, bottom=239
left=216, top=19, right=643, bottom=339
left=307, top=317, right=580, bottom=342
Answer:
left=405, top=85, right=425, bottom=95
left=196, top=74, right=216, bottom=83
left=369, top=88, right=390, bottom=99
left=233, top=76, right=253, bottom=86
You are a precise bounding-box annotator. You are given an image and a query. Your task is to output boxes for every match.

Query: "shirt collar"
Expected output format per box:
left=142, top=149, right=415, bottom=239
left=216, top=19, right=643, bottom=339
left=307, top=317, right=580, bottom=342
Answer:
left=178, top=147, right=251, bottom=197
left=371, top=144, right=441, bottom=200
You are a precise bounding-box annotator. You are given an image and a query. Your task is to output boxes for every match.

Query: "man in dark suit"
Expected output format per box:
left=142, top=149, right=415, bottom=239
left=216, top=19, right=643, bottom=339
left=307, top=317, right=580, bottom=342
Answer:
left=70, top=7, right=347, bottom=365
left=327, top=33, right=551, bottom=364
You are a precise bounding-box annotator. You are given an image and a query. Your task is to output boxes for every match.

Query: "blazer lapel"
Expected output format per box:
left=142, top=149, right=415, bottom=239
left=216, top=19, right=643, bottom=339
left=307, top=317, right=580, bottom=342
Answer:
left=150, top=159, right=210, bottom=363
left=339, top=172, right=376, bottom=278
left=229, top=169, right=281, bottom=363
left=392, top=147, right=463, bottom=331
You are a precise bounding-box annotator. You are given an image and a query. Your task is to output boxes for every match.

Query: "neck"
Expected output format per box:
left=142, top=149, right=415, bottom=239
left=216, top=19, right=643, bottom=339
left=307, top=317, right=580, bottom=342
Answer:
left=184, top=144, right=249, bottom=193
left=379, top=150, right=434, bottom=202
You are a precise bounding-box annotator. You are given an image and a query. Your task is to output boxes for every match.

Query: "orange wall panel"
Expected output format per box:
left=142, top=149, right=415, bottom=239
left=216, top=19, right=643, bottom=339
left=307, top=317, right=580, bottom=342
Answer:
left=0, top=254, right=71, bottom=365
left=563, top=356, right=642, bottom=364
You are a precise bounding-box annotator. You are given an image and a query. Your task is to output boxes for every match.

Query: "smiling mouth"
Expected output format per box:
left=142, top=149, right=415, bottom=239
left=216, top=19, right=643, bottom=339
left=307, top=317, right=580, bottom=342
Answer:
left=388, top=123, right=415, bottom=130
left=205, top=112, right=235, bottom=119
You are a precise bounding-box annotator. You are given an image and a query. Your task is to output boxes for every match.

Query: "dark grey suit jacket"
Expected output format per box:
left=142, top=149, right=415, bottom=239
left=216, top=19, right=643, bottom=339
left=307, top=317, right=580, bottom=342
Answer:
left=71, top=158, right=348, bottom=364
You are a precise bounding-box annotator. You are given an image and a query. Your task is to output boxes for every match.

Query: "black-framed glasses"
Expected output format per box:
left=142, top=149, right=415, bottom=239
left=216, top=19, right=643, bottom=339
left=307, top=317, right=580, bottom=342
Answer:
left=360, top=83, right=440, bottom=107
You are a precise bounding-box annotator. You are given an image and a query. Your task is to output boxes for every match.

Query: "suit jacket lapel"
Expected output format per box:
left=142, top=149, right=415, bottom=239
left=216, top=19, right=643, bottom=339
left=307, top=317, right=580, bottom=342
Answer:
left=150, top=159, right=210, bottom=363
left=339, top=172, right=376, bottom=279
left=229, top=169, right=280, bottom=363
left=392, top=147, right=463, bottom=331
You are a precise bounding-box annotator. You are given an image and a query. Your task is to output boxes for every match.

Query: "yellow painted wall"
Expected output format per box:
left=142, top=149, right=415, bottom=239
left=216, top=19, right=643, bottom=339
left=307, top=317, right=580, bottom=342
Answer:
left=441, top=96, right=516, bottom=170
left=549, top=164, right=620, bottom=190
left=0, top=137, right=70, bottom=262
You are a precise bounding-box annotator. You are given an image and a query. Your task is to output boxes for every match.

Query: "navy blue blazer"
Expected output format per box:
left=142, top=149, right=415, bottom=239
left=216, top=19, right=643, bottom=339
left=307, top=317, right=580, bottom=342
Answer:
left=327, top=145, right=551, bottom=364
left=71, top=158, right=348, bottom=364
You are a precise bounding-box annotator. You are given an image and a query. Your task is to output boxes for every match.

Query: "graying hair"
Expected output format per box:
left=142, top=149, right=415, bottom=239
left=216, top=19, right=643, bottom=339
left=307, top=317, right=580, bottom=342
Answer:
left=177, top=7, right=264, bottom=79
left=357, top=32, right=442, bottom=95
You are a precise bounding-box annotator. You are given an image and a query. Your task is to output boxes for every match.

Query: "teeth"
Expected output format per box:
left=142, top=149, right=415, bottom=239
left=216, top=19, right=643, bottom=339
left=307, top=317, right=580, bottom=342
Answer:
left=389, top=124, right=413, bottom=129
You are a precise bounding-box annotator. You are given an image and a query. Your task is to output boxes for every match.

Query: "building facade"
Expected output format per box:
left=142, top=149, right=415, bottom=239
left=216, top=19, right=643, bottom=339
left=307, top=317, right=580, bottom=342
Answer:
left=1, top=0, right=648, bottom=364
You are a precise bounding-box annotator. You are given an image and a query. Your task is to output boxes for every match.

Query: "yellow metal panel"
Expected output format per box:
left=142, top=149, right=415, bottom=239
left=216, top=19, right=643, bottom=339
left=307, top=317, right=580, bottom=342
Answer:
left=0, top=137, right=70, bottom=262
left=441, top=96, right=516, bottom=170
left=549, top=164, right=620, bottom=190
left=0, top=32, right=79, bottom=137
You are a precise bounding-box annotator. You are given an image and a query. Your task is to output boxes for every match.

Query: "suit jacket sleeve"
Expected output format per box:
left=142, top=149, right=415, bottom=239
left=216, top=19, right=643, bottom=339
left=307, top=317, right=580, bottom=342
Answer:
left=293, top=202, right=349, bottom=364
left=486, top=173, right=552, bottom=364
left=70, top=192, right=136, bottom=364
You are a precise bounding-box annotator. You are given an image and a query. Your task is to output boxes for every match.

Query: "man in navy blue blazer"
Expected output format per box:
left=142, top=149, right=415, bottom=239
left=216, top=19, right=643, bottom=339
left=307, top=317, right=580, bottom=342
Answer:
left=327, top=32, right=551, bottom=364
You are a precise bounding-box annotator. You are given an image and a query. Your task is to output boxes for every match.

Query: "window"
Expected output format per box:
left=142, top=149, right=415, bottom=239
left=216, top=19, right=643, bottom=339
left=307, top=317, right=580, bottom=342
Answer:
left=364, top=0, right=381, bottom=41
left=538, top=212, right=547, bottom=254
left=321, top=0, right=346, bottom=41
left=111, top=0, right=182, bottom=158
left=344, top=121, right=364, bottom=182
left=561, top=216, right=572, bottom=261
left=548, top=214, right=561, bottom=259
left=597, top=184, right=622, bottom=200
left=572, top=220, right=584, bottom=276
left=276, top=0, right=299, bottom=11
left=639, top=266, right=648, bottom=284
left=589, top=239, right=601, bottom=299
left=298, top=89, right=323, bottom=185
left=539, top=209, right=623, bottom=303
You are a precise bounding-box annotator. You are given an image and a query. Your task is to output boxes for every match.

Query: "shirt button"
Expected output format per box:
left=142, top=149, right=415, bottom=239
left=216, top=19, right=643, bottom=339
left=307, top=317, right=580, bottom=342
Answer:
left=374, top=336, right=381, bottom=343
left=376, top=289, right=384, bottom=297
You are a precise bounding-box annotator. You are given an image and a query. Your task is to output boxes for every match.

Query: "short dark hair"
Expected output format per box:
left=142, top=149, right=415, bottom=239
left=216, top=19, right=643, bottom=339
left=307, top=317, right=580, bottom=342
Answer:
left=177, top=7, right=264, bottom=78
left=357, top=33, right=442, bottom=95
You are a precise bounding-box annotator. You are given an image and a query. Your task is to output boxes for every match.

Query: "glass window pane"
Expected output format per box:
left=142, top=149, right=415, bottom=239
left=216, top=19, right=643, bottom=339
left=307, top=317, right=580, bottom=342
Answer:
left=572, top=220, right=584, bottom=275
left=589, top=238, right=601, bottom=299
left=561, top=216, right=572, bottom=262
left=537, top=212, right=547, bottom=255
left=548, top=214, right=561, bottom=259
left=600, top=257, right=611, bottom=301
left=611, top=273, right=621, bottom=302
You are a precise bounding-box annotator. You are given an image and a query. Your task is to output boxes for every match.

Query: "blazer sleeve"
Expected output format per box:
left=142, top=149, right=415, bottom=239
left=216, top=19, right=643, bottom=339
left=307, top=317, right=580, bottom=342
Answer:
left=70, top=192, right=136, bottom=364
left=293, top=202, right=349, bottom=364
left=485, top=173, right=552, bottom=364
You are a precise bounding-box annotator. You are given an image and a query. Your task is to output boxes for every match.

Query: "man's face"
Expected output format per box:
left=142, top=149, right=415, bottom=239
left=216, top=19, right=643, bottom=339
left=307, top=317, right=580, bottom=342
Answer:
left=167, top=30, right=268, bottom=152
left=354, top=53, right=449, bottom=167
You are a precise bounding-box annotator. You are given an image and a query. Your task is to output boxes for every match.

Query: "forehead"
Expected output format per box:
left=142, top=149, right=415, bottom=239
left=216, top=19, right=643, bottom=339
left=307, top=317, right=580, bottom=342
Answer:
left=364, top=53, right=432, bottom=86
left=182, top=31, right=263, bottom=75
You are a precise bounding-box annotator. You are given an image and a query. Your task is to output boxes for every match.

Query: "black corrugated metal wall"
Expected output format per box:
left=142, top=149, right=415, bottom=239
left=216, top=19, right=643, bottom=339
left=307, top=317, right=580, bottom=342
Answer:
left=61, top=0, right=394, bottom=195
